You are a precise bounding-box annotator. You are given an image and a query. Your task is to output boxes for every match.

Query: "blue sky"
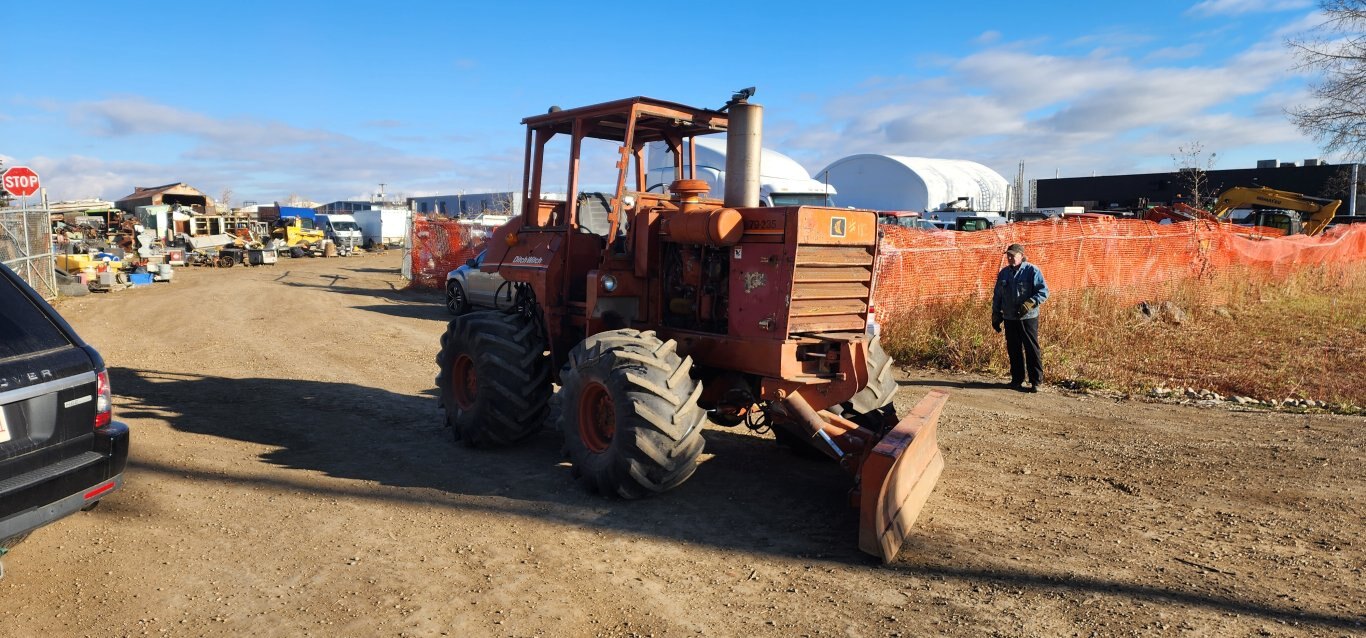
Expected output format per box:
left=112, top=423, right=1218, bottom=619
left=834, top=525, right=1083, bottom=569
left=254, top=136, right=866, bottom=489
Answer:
left=0, top=0, right=1333, bottom=205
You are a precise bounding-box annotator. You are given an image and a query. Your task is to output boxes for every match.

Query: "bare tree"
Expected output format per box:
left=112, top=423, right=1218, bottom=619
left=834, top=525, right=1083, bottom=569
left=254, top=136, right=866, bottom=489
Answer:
left=218, top=187, right=234, bottom=213
left=1172, top=141, right=1219, bottom=207
left=492, top=192, right=516, bottom=216
left=1288, top=1, right=1366, bottom=160
left=1320, top=166, right=1356, bottom=198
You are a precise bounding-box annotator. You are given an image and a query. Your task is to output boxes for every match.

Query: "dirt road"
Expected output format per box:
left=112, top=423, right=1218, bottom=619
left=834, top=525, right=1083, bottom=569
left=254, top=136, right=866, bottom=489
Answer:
left=3, top=251, right=1361, bottom=637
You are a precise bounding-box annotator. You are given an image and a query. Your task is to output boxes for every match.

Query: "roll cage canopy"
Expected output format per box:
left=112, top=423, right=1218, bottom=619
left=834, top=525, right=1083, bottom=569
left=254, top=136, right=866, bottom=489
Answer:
left=519, top=97, right=732, bottom=236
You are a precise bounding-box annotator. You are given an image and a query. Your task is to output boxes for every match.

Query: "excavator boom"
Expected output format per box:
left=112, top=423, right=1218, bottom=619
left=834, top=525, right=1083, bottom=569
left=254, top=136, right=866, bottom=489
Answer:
left=1212, top=186, right=1341, bottom=236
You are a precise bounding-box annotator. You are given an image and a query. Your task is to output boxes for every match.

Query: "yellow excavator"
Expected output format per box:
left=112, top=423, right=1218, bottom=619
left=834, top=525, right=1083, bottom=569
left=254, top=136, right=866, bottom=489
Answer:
left=1212, top=186, right=1341, bottom=236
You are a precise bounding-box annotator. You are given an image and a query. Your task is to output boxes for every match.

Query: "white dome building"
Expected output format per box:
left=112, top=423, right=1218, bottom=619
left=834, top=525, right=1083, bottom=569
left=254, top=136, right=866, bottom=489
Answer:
left=815, top=154, right=1008, bottom=212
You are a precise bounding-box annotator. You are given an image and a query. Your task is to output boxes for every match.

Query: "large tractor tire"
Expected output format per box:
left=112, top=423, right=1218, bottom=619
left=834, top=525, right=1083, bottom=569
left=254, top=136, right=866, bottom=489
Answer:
left=841, top=335, right=900, bottom=430
left=435, top=310, right=551, bottom=446
left=558, top=330, right=706, bottom=499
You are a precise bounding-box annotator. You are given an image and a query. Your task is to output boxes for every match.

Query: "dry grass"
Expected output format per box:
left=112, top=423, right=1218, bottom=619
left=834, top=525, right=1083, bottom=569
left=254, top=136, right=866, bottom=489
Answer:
left=881, top=264, right=1366, bottom=407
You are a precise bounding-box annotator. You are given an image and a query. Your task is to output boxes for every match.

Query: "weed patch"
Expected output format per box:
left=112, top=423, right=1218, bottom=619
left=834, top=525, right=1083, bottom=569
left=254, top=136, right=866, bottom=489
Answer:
left=881, top=264, right=1366, bottom=405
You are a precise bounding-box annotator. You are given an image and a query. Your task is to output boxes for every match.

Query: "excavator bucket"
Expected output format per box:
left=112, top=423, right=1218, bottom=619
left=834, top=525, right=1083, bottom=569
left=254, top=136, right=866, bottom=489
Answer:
left=858, top=390, right=948, bottom=562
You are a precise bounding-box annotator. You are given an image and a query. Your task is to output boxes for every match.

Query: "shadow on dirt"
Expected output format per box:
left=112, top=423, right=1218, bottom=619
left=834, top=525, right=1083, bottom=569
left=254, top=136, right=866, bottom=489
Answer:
left=111, top=367, right=856, bottom=561
left=351, top=303, right=451, bottom=322
left=897, top=378, right=1010, bottom=391
left=110, top=366, right=1362, bottom=630
left=278, top=279, right=441, bottom=305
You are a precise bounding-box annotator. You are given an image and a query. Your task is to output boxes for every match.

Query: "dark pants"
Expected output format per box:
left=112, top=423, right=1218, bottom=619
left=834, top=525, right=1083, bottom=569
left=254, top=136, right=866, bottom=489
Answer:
left=1004, top=318, right=1042, bottom=385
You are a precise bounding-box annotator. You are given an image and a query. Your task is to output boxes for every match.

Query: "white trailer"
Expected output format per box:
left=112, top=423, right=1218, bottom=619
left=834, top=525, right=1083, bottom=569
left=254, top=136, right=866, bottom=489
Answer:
left=352, top=209, right=409, bottom=247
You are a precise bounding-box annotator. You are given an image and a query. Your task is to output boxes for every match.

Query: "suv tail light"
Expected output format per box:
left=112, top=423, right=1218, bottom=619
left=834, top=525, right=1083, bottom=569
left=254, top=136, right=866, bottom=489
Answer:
left=94, top=369, right=112, bottom=428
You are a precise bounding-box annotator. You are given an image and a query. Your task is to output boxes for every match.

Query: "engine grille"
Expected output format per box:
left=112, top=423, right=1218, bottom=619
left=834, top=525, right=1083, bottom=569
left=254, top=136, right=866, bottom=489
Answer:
left=789, top=245, right=874, bottom=334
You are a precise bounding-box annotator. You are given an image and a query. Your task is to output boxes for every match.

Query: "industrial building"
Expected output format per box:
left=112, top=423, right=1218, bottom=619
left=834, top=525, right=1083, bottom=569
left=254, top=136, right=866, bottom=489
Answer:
left=407, top=193, right=519, bottom=217
left=114, top=183, right=212, bottom=215
left=1035, top=160, right=1364, bottom=215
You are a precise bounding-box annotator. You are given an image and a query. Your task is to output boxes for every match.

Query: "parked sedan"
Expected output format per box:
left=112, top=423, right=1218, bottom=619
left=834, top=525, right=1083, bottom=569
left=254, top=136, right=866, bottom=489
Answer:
left=445, top=250, right=509, bottom=315
left=1, top=263, right=129, bottom=579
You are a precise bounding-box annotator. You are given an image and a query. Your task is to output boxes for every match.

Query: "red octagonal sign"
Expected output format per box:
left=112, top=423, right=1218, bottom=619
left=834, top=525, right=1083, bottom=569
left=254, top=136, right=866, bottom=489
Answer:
left=2, top=166, right=41, bottom=198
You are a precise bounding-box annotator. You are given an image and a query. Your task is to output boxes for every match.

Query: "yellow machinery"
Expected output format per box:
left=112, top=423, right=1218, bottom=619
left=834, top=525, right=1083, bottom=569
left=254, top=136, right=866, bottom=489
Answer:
left=270, top=216, right=325, bottom=249
left=1212, top=186, right=1341, bottom=236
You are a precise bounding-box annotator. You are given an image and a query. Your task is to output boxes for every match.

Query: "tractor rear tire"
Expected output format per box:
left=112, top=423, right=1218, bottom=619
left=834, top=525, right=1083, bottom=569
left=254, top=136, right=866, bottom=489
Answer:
left=435, top=310, right=551, bottom=447
left=558, top=330, right=706, bottom=499
left=841, top=335, right=900, bottom=430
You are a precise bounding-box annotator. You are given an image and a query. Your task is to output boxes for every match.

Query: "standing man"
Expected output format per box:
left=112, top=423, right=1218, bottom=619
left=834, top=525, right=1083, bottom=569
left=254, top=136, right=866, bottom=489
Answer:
left=992, top=244, right=1049, bottom=392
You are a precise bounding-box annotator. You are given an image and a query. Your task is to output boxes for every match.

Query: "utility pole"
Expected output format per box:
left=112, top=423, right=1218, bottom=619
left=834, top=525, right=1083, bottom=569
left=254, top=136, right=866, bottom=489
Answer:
left=1351, top=164, right=1359, bottom=217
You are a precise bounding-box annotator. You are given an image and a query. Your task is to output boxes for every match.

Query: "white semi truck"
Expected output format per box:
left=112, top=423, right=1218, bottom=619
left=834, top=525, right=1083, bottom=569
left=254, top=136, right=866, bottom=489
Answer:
left=645, top=137, right=835, bottom=207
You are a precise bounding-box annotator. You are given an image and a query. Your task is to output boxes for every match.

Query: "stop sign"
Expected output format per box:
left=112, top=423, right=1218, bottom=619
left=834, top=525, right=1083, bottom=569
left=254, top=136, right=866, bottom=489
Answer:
left=2, top=166, right=41, bottom=198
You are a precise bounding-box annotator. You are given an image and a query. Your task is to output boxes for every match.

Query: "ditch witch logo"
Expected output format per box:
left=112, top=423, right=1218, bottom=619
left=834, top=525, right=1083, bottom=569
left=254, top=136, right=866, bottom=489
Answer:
left=830, top=217, right=847, bottom=238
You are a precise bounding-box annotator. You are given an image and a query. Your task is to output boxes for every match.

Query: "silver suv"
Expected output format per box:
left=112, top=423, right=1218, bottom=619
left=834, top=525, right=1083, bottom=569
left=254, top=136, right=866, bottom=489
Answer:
left=445, top=250, right=508, bottom=315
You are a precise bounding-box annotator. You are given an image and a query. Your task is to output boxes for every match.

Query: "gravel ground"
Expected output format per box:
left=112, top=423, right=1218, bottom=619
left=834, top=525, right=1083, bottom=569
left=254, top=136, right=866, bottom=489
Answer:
left=2, top=250, right=1361, bottom=637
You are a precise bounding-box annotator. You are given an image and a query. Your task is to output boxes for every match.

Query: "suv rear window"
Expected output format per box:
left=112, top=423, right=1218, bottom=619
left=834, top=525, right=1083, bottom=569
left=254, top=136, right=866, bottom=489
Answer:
left=0, top=273, right=72, bottom=360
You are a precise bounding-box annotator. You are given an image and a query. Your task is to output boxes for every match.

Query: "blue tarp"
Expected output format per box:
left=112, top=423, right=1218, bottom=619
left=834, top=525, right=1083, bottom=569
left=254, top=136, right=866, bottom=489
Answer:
left=279, top=206, right=315, bottom=219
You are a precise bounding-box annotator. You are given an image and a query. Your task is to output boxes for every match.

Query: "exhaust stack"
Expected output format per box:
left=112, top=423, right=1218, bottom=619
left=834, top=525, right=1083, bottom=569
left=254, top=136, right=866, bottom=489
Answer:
left=725, top=100, right=763, bottom=208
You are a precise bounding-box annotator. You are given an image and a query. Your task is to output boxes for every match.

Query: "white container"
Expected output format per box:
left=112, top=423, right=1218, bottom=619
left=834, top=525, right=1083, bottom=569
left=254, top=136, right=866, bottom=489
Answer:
left=353, top=209, right=410, bottom=247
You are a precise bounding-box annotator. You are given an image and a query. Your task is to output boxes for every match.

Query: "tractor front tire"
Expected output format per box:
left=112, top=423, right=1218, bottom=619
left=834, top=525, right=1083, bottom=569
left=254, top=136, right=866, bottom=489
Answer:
left=841, top=335, right=900, bottom=430
left=558, top=330, right=706, bottom=499
left=435, top=310, right=551, bottom=446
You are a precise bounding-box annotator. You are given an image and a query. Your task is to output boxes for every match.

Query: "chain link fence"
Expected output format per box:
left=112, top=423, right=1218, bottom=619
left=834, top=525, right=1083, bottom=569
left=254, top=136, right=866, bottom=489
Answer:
left=0, top=208, right=57, bottom=298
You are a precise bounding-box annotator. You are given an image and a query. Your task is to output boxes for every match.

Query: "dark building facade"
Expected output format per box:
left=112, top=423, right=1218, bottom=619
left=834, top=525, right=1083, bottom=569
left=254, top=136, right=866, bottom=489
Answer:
left=1036, top=162, right=1363, bottom=214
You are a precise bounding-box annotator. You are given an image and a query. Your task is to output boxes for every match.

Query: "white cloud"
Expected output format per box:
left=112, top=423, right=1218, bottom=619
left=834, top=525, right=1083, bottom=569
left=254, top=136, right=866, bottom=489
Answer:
left=1145, top=44, right=1206, bottom=62
left=1274, top=9, right=1330, bottom=36
left=781, top=40, right=1316, bottom=185
left=1188, top=0, right=1312, bottom=17
left=16, top=97, right=467, bottom=203
left=974, top=30, right=1001, bottom=45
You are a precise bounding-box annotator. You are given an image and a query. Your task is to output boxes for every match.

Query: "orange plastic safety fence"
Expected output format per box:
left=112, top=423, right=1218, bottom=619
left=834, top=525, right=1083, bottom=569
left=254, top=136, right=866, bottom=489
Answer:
left=408, top=215, right=1366, bottom=306
left=408, top=216, right=487, bottom=289
left=873, top=219, right=1366, bottom=309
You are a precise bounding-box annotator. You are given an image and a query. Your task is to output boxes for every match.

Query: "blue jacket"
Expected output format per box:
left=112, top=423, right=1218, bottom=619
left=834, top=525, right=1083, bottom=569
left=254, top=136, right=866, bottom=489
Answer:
left=992, top=261, right=1049, bottom=320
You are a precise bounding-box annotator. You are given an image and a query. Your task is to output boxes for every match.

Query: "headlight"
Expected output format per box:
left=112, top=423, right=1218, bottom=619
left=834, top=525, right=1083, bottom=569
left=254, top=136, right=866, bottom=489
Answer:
left=601, top=274, right=618, bottom=292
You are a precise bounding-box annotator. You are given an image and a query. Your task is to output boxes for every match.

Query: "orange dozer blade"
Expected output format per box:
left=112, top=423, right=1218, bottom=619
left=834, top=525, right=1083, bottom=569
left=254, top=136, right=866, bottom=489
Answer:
left=858, top=390, right=948, bottom=562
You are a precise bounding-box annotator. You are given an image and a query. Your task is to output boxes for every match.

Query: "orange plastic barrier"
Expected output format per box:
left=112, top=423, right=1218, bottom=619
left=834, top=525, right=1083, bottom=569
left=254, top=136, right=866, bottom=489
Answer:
left=874, top=219, right=1366, bottom=309
left=408, top=216, right=486, bottom=289
left=408, top=215, right=1366, bottom=307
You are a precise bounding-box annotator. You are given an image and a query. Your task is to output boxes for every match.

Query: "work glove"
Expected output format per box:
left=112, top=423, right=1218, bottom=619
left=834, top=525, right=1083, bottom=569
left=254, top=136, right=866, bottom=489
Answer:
left=991, top=311, right=1003, bottom=333
left=1019, top=300, right=1037, bottom=315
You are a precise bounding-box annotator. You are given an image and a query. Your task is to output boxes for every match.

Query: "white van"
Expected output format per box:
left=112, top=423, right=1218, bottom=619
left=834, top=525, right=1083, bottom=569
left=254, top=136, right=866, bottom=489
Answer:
left=314, top=214, right=363, bottom=254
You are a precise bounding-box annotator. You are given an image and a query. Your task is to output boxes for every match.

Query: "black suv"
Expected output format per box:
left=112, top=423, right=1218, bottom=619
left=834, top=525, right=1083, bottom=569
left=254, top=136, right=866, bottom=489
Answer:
left=0, top=263, right=129, bottom=578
